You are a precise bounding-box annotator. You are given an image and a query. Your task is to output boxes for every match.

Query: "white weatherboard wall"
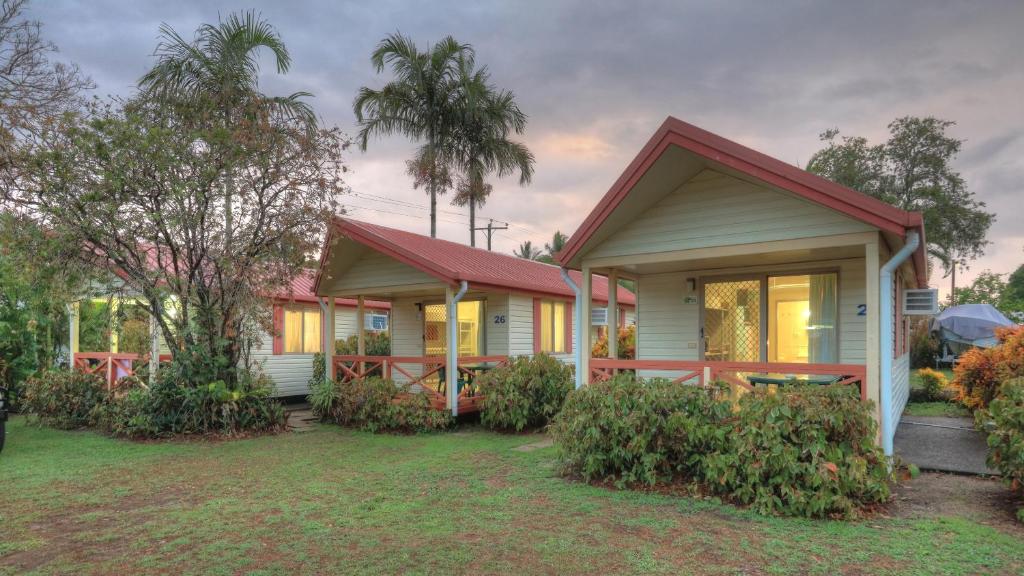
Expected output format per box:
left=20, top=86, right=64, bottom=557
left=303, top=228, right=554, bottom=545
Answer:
left=327, top=250, right=438, bottom=294
left=634, top=258, right=867, bottom=379
left=389, top=296, right=424, bottom=384
left=588, top=169, right=875, bottom=261
left=251, top=306, right=365, bottom=397
left=891, top=353, right=910, bottom=433
left=508, top=294, right=578, bottom=365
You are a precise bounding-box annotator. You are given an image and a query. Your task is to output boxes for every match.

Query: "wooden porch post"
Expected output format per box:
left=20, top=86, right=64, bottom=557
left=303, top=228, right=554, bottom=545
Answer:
left=580, top=267, right=593, bottom=384
left=326, top=297, right=336, bottom=383
left=445, top=285, right=458, bottom=415
left=607, top=269, right=618, bottom=359
left=68, top=302, right=79, bottom=369
left=356, top=296, right=365, bottom=374
left=148, top=305, right=159, bottom=386
left=865, top=238, right=882, bottom=427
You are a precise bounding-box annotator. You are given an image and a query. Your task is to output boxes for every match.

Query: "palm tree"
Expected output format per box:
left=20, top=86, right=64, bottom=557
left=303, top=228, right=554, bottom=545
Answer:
left=449, top=55, right=534, bottom=246
left=354, top=33, right=470, bottom=237
left=514, top=240, right=542, bottom=260
left=538, top=231, right=568, bottom=263
left=138, top=11, right=313, bottom=248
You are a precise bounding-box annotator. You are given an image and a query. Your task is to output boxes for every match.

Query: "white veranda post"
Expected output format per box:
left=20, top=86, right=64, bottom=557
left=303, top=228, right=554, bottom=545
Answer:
left=446, top=281, right=468, bottom=416
left=326, top=298, right=336, bottom=383
left=579, top=268, right=592, bottom=386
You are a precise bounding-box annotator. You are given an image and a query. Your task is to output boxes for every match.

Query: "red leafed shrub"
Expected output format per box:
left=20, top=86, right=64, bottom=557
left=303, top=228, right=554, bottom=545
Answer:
left=952, top=326, right=1024, bottom=410
left=591, top=325, right=636, bottom=359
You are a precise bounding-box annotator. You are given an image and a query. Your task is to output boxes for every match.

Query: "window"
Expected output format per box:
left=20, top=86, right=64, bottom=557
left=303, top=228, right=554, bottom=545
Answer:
left=423, top=301, right=484, bottom=356
left=284, top=306, right=321, bottom=354
left=539, top=300, right=567, bottom=354
left=364, top=311, right=389, bottom=332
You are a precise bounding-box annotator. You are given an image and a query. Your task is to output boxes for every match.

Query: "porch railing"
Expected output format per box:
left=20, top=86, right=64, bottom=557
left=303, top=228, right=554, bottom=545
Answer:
left=72, top=352, right=172, bottom=389
left=332, top=355, right=510, bottom=413
left=589, top=358, right=868, bottom=401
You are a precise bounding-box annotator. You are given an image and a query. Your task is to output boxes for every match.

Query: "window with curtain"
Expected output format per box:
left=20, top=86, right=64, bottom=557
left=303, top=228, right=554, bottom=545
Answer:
left=767, top=273, right=837, bottom=364
left=539, top=300, right=567, bottom=354
left=284, top=306, right=321, bottom=354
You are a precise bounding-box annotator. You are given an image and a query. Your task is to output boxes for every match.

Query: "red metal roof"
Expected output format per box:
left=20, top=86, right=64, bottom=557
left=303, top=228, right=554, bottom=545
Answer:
left=558, top=116, right=928, bottom=287
left=318, top=217, right=636, bottom=305
left=275, top=269, right=390, bottom=309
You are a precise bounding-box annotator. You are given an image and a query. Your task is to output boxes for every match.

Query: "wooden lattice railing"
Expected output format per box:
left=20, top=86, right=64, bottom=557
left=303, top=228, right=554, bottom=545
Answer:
left=72, top=352, right=172, bottom=389
left=332, top=355, right=510, bottom=413
left=588, top=358, right=868, bottom=401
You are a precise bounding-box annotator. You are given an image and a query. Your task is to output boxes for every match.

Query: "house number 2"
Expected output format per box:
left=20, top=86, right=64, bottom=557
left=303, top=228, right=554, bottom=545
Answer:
left=857, top=304, right=867, bottom=316
left=493, top=315, right=506, bottom=324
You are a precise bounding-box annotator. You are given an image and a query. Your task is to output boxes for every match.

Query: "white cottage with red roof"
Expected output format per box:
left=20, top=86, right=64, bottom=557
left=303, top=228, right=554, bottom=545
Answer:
left=313, top=217, right=636, bottom=415
left=556, top=117, right=936, bottom=455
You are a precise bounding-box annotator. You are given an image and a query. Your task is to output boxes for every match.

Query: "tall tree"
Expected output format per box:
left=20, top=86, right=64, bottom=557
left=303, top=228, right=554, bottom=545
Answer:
left=354, top=33, right=469, bottom=237
left=947, top=270, right=1005, bottom=309
left=538, top=231, right=568, bottom=264
left=513, top=240, right=541, bottom=260
left=1001, top=263, right=1024, bottom=320
left=807, top=117, right=994, bottom=277
left=139, top=11, right=314, bottom=251
left=449, top=54, right=534, bottom=246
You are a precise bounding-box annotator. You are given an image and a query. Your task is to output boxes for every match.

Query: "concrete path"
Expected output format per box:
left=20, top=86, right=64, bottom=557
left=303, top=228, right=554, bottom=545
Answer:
left=894, top=415, right=997, bottom=476
left=285, top=404, right=319, bottom=432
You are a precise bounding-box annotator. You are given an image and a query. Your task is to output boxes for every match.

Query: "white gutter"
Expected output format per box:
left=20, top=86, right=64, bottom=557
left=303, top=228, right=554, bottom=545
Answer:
left=559, top=268, right=584, bottom=389
left=880, top=230, right=920, bottom=457
left=447, top=281, right=469, bottom=416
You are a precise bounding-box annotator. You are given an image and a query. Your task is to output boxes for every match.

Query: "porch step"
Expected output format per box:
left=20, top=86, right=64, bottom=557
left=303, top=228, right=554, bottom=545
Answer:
left=286, top=408, right=319, bottom=432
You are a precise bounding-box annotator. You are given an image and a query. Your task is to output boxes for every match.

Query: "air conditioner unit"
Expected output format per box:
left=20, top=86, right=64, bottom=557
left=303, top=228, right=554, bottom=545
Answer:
left=591, top=307, right=608, bottom=326
left=903, top=289, right=939, bottom=316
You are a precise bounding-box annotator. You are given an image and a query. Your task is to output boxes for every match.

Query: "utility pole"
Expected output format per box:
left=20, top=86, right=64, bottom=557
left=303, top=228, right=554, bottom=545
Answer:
left=472, top=219, right=508, bottom=251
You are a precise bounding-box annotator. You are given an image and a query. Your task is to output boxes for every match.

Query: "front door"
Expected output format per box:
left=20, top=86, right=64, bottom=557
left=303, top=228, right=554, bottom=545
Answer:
left=423, top=301, right=485, bottom=357
left=702, top=278, right=762, bottom=362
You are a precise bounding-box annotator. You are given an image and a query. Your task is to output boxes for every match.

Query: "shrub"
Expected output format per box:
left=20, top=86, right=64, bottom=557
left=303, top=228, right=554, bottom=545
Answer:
left=978, top=378, right=1024, bottom=522
left=910, top=368, right=952, bottom=402
left=952, top=326, right=1024, bottom=410
left=909, top=319, right=939, bottom=369
left=478, top=353, right=573, bottom=432
left=704, top=385, right=891, bottom=518
left=335, top=331, right=391, bottom=356
left=22, top=370, right=107, bottom=429
left=591, top=325, right=636, bottom=359
left=316, top=376, right=451, bottom=433
left=95, top=369, right=286, bottom=438
left=552, top=374, right=733, bottom=486
left=552, top=375, right=892, bottom=518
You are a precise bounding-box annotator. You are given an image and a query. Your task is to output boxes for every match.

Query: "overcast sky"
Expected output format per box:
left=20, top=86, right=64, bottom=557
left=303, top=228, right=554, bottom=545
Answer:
left=30, top=0, right=1024, bottom=297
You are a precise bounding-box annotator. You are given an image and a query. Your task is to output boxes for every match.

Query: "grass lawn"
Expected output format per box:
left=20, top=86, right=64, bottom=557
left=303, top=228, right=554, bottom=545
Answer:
left=1, top=416, right=1022, bottom=576
left=904, top=368, right=967, bottom=418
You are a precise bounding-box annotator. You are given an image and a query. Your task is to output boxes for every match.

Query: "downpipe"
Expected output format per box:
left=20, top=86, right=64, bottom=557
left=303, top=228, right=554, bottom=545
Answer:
left=448, top=281, right=469, bottom=416
left=880, top=231, right=920, bottom=458
left=559, top=268, right=584, bottom=389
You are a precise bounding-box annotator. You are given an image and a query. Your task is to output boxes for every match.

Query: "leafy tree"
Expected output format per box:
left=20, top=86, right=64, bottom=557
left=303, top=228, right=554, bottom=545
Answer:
left=1001, top=263, right=1024, bottom=320
left=538, top=231, right=568, bottom=264
left=948, top=270, right=1005, bottom=308
left=6, top=16, right=346, bottom=386
left=807, top=117, right=994, bottom=275
left=514, top=240, right=542, bottom=260
left=354, top=32, right=469, bottom=237
left=448, top=53, right=534, bottom=246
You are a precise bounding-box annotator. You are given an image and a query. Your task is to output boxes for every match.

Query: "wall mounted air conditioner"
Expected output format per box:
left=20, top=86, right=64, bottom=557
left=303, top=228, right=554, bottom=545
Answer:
left=904, top=289, right=939, bottom=315
left=591, top=307, right=608, bottom=326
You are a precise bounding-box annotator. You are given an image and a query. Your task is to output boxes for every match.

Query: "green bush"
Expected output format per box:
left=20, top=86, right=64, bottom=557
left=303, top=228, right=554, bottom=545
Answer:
left=909, top=368, right=953, bottom=403
left=335, top=331, right=391, bottom=356
left=478, top=353, right=573, bottom=432
left=909, top=319, right=939, bottom=369
left=552, top=374, right=732, bottom=486
left=552, top=374, right=892, bottom=518
left=315, top=376, right=451, bottom=433
left=978, top=378, right=1024, bottom=522
left=22, top=369, right=107, bottom=429
left=705, top=385, right=891, bottom=518
left=95, top=369, right=286, bottom=438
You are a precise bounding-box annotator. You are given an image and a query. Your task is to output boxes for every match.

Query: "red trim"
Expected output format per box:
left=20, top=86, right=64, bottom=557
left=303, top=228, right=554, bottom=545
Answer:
left=564, top=301, right=573, bottom=354
left=532, top=298, right=542, bottom=354
left=557, top=117, right=927, bottom=285
left=272, top=305, right=284, bottom=355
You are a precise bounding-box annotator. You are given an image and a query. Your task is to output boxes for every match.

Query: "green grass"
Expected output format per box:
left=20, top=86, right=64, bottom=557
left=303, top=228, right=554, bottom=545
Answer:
left=1, top=416, right=1022, bottom=575
left=905, top=368, right=967, bottom=418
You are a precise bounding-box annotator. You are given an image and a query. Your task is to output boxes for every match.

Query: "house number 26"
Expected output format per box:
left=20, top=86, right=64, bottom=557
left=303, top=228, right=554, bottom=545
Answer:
left=493, top=315, right=506, bottom=324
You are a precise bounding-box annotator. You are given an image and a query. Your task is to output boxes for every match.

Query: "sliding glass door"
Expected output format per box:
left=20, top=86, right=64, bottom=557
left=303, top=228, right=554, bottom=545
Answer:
left=702, top=273, right=838, bottom=364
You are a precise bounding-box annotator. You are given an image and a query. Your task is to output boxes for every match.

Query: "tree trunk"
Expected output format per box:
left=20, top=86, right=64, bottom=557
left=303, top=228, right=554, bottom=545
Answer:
left=429, top=179, right=437, bottom=238
left=469, top=199, right=476, bottom=247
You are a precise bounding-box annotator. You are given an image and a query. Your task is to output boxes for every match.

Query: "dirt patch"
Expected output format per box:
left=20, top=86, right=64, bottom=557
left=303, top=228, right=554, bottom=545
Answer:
left=890, top=472, right=1024, bottom=534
